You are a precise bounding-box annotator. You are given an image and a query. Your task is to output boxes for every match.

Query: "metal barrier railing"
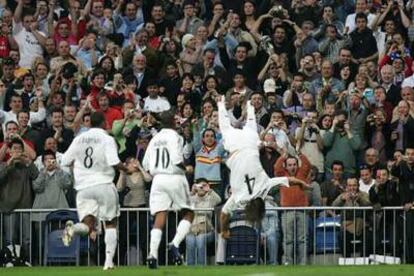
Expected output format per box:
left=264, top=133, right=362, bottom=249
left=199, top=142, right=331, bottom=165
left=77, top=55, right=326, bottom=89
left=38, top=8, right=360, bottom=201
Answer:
left=0, top=207, right=411, bottom=266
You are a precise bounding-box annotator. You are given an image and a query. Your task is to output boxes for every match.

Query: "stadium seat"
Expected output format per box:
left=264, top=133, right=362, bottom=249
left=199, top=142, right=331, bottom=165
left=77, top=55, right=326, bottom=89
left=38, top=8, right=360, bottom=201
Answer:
left=43, top=210, right=80, bottom=266
left=314, top=216, right=341, bottom=254
left=225, top=219, right=260, bottom=265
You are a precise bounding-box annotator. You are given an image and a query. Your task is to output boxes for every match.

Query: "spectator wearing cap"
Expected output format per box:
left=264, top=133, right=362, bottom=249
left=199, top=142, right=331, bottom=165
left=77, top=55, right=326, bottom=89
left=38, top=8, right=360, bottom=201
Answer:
left=258, top=54, right=288, bottom=93
left=12, top=0, right=46, bottom=69
left=143, top=80, right=170, bottom=113
left=179, top=33, right=203, bottom=73
left=263, top=78, right=283, bottom=109
left=176, top=0, right=203, bottom=36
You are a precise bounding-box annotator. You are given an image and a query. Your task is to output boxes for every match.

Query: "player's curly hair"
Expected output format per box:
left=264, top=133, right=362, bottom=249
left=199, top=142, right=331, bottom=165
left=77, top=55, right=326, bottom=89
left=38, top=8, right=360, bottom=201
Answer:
left=244, top=198, right=265, bottom=226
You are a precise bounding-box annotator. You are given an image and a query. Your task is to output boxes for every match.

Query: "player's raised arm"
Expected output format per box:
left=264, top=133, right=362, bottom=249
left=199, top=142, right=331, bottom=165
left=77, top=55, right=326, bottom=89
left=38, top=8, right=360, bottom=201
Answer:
left=244, top=100, right=257, bottom=132
left=218, top=95, right=232, bottom=135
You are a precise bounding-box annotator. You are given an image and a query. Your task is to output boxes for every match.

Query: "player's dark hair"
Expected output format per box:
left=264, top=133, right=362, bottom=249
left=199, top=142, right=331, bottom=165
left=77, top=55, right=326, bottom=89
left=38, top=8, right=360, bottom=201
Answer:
left=244, top=197, right=265, bottom=226
left=90, top=111, right=106, bottom=128
left=155, top=108, right=176, bottom=129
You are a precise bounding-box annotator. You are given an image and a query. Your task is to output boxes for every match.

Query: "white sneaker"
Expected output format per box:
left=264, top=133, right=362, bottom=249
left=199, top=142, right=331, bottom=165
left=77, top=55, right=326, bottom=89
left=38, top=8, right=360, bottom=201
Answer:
left=103, top=262, right=114, bottom=270
left=62, top=220, right=74, bottom=246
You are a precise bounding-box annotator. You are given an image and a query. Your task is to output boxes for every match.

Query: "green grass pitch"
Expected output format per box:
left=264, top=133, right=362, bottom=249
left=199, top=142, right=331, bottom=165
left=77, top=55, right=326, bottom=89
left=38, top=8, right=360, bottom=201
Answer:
left=1, top=266, right=414, bottom=276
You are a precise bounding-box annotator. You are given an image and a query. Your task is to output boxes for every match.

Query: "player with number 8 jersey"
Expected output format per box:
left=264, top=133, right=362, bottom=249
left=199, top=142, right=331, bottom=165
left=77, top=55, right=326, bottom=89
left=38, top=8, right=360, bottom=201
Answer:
left=61, top=112, right=128, bottom=271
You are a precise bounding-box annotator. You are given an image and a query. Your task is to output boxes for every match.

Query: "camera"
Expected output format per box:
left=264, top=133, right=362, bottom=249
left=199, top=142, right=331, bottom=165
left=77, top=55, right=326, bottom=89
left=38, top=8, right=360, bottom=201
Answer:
left=194, top=183, right=203, bottom=191
left=308, top=127, right=319, bottom=135
left=269, top=5, right=285, bottom=18
left=336, top=120, right=345, bottom=129
left=263, top=141, right=270, bottom=147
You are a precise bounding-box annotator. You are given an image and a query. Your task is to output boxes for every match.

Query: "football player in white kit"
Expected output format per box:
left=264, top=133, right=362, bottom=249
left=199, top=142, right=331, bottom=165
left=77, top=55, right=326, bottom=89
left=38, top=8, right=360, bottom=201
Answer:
left=143, top=109, right=194, bottom=269
left=218, top=96, right=309, bottom=238
left=61, top=112, right=127, bottom=270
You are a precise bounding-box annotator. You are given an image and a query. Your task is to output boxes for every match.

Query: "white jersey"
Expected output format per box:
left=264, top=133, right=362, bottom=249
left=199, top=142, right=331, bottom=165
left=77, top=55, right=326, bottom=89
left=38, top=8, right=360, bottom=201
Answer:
left=61, top=128, right=120, bottom=190
left=227, top=148, right=288, bottom=205
left=218, top=99, right=289, bottom=213
left=143, top=128, right=185, bottom=176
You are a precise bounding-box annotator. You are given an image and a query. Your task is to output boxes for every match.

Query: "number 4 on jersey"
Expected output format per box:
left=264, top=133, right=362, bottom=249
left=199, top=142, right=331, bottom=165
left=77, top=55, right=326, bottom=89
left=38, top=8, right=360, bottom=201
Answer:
left=245, top=174, right=256, bottom=195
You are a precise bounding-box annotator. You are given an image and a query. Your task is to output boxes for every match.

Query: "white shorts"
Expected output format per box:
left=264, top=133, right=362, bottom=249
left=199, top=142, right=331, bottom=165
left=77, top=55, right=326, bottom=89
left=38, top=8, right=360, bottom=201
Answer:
left=150, top=174, right=191, bottom=215
left=76, top=183, right=120, bottom=222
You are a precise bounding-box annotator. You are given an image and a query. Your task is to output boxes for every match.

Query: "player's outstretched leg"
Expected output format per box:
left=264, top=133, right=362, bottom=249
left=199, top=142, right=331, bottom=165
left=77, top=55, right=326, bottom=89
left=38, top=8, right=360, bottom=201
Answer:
left=62, top=221, right=90, bottom=246
left=169, top=209, right=194, bottom=265
left=147, top=211, right=167, bottom=269
left=103, top=219, right=117, bottom=270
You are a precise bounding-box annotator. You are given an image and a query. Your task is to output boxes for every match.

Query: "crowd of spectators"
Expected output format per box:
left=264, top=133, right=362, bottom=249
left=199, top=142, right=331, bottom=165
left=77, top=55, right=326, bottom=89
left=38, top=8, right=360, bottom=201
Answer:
left=2, top=0, right=414, bottom=265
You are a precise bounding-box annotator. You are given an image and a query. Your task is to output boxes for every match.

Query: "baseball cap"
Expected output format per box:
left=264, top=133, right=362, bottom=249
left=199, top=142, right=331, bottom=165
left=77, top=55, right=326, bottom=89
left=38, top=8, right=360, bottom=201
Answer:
left=263, top=78, right=276, bottom=94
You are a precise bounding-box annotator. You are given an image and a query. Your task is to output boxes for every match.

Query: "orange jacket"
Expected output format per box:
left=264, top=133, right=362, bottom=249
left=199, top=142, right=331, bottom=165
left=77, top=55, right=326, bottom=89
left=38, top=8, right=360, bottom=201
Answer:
left=274, top=154, right=311, bottom=207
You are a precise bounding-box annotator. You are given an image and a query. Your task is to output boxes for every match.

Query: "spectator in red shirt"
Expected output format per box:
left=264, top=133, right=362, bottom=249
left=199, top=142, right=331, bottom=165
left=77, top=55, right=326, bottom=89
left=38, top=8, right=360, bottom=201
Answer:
left=0, top=121, right=36, bottom=162
left=97, top=91, right=122, bottom=132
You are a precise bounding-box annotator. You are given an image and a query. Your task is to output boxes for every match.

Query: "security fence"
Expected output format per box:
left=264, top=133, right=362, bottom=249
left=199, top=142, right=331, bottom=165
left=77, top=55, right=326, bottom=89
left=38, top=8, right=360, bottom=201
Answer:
left=0, top=207, right=412, bottom=266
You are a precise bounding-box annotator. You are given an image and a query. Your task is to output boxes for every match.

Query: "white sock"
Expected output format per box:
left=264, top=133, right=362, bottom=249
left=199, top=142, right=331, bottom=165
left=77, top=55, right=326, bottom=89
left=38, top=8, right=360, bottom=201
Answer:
left=72, top=223, right=89, bottom=235
left=171, top=219, right=192, bottom=248
left=149, top=228, right=162, bottom=259
left=104, top=228, right=117, bottom=266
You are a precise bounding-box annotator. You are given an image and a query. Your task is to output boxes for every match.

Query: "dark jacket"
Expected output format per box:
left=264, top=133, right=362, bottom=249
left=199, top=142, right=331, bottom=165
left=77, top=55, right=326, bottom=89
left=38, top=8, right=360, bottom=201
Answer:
left=369, top=181, right=400, bottom=207
left=391, top=161, right=414, bottom=205
left=0, top=162, right=39, bottom=212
